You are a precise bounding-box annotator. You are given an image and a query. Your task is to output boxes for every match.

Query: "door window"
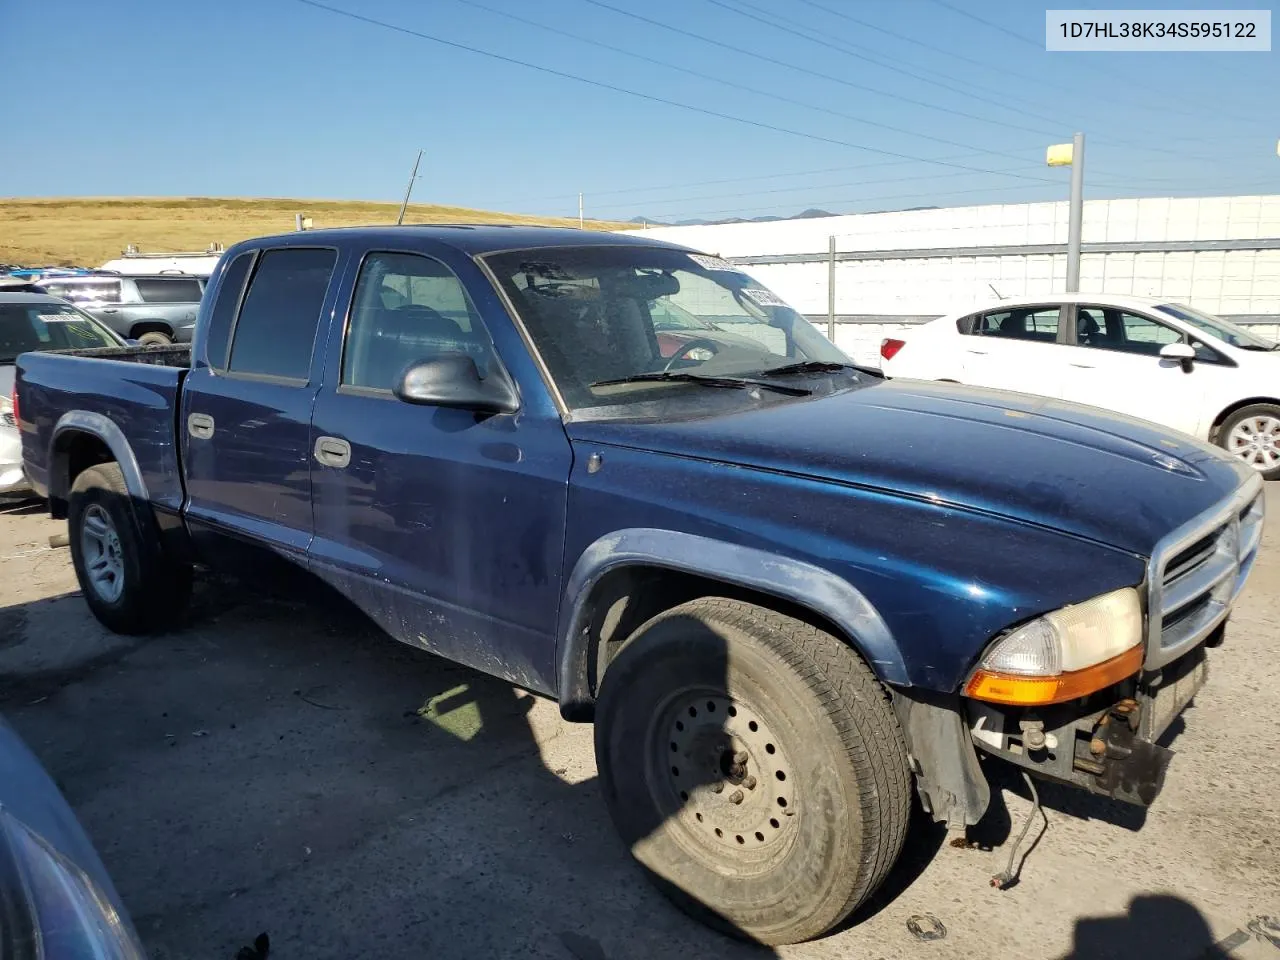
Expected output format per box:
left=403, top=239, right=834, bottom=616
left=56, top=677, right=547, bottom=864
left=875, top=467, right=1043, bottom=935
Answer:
left=1077, top=308, right=1183, bottom=355
left=227, top=248, right=337, bottom=381
left=969, top=307, right=1061, bottom=342
left=341, top=251, right=498, bottom=391
left=134, top=277, right=203, bottom=303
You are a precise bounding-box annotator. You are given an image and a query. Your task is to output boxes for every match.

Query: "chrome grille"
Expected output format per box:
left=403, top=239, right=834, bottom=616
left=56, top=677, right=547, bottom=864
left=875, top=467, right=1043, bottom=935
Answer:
left=1146, top=475, right=1264, bottom=669
left=0, top=412, right=13, bottom=428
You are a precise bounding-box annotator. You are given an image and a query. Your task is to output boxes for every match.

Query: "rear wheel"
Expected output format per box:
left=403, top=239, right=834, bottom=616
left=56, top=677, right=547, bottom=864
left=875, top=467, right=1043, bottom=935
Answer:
left=1218, top=403, right=1280, bottom=480
left=136, top=330, right=173, bottom=346
left=594, top=597, right=911, bottom=945
left=68, top=463, right=191, bottom=633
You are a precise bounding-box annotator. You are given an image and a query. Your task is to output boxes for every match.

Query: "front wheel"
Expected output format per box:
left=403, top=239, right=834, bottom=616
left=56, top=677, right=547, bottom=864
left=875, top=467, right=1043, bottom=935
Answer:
left=68, top=463, right=191, bottom=634
left=594, top=598, right=911, bottom=945
left=1218, top=403, right=1280, bottom=480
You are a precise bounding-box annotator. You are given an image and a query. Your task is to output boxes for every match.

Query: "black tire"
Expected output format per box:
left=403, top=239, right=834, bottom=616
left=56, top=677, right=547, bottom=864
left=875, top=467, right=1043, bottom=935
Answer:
left=68, top=463, right=191, bottom=634
left=136, top=330, right=173, bottom=346
left=1217, top=404, right=1280, bottom=480
left=594, top=597, right=911, bottom=945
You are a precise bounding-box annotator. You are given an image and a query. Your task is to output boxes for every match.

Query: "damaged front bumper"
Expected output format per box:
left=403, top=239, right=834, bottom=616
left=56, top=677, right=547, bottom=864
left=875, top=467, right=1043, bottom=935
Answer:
left=967, top=636, right=1213, bottom=807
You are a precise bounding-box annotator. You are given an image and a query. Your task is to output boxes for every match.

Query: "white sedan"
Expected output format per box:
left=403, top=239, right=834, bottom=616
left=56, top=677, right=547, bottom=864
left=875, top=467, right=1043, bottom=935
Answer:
left=880, top=293, right=1280, bottom=478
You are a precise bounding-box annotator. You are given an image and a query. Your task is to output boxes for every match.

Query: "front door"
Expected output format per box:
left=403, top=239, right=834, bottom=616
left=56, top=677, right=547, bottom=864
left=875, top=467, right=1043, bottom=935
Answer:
left=307, top=247, right=572, bottom=694
left=181, top=246, right=343, bottom=563
left=1055, top=305, right=1213, bottom=436
left=958, top=304, right=1072, bottom=400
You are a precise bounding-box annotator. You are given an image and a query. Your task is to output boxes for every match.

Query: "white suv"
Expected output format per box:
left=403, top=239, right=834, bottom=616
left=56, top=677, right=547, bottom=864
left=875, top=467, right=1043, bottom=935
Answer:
left=880, top=293, right=1280, bottom=478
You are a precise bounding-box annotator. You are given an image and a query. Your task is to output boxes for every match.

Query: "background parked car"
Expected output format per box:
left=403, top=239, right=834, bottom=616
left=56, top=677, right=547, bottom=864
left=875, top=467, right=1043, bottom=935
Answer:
left=1, top=292, right=125, bottom=495
left=35, top=273, right=205, bottom=345
left=880, top=292, right=1280, bottom=478
left=0, top=714, right=147, bottom=957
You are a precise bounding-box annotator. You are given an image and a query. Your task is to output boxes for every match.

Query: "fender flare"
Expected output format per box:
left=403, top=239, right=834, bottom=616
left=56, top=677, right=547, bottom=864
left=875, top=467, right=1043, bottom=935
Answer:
left=49, top=411, right=150, bottom=503
left=555, top=528, right=907, bottom=717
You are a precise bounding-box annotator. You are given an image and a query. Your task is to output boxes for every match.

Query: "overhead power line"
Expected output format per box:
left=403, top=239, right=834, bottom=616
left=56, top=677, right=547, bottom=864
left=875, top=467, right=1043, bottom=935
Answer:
left=291, top=0, right=1064, bottom=186
left=709, top=0, right=1221, bottom=162
left=581, top=0, right=1062, bottom=140
left=707, top=0, right=1069, bottom=131
left=448, top=0, right=1055, bottom=166
left=485, top=154, right=998, bottom=207
left=922, top=0, right=1263, bottom=126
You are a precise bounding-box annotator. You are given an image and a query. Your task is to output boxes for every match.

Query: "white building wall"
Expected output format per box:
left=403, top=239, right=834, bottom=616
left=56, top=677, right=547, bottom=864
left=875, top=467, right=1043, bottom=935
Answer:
left=631, top=195, right=1280, bottom=365
left=636, top=196, right=1280, bottom=315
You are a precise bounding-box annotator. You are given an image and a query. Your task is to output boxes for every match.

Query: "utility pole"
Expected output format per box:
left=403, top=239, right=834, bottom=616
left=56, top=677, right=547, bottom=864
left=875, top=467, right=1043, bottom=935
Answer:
left=396, top=149, right=423, bottom=226
left=827, top=235, right=836, bottom=342
left=1066, top=132, right=1085, bottom=292
left=1047, top=133, right=1086, bottom=292
left=578, top=192, right=584, bottom=229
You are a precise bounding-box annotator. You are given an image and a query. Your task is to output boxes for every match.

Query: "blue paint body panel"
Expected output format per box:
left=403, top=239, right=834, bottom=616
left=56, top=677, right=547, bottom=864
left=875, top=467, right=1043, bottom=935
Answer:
left=13, top=225, right=1255, bottom=706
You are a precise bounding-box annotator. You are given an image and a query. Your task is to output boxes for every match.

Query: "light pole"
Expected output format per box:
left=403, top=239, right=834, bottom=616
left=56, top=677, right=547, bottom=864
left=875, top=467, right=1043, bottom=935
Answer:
left=1047, top=132, right=1085, bottom=292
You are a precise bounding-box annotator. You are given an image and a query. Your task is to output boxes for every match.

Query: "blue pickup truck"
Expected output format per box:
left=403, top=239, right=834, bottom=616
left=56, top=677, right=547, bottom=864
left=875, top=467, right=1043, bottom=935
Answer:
left=14, top=226, right=1264, bottom=944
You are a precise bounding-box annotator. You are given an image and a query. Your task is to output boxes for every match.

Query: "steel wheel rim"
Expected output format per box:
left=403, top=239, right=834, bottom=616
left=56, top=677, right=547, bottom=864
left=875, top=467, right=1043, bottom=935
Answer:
left=1227, top=415, right=1280, bottom=471
left=650, top=692, right=797, bottom=866
left=81, top=505, right=125, bottom=603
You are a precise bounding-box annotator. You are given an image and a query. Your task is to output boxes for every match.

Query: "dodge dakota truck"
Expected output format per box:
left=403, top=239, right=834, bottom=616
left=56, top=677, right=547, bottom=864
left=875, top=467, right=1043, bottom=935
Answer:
left=14, top=226, right=1264, bottom=944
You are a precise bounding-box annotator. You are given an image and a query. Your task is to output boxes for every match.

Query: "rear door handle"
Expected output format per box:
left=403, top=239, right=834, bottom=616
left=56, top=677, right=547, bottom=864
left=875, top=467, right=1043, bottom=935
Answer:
left=314, top=436, right=352, bottom=469
left=101, top=307, right=119, bottom=314
left=1069, top=363, right=1096, bottom=369
left=966, top=349, right=988, bottom=355
left=187, top=413, right=215, bottom=440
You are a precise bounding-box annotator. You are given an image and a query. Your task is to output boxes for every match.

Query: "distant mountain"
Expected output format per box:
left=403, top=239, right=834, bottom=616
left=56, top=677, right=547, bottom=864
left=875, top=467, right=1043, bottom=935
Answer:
left=630, top=208, right=839, bottom=227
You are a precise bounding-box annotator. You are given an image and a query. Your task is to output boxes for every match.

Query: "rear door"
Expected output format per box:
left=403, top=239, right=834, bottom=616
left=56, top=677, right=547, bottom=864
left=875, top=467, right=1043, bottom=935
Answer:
left=181, top=245, right=344, bottom=562
left=957, top=304, right=1072, bottom=399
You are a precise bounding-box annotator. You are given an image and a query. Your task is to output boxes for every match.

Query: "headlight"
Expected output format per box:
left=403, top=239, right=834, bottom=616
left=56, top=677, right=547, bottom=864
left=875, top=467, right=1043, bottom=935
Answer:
left=686, top=347, right=715, bottom=361
left=0, top=394, right=11, bottom=415
left=964, top=587, right=1144, bottom=706
left=0, top=810, right=145, bottom=959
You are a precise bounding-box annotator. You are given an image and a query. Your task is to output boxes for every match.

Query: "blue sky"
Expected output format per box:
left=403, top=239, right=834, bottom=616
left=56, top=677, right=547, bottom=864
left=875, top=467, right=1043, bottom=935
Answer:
left=4, top=0, right=1277, bottom=221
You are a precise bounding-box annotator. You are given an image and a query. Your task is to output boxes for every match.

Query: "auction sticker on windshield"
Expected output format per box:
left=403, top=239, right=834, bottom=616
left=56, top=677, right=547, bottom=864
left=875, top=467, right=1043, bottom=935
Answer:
left=687, top=254, right=741, bottom=273
left=743, top=287, right=789, bottom=307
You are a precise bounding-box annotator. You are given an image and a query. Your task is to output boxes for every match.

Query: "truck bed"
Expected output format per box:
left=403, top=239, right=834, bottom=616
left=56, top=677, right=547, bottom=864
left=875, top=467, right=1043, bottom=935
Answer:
left=16, top=346, right=191, bottom=513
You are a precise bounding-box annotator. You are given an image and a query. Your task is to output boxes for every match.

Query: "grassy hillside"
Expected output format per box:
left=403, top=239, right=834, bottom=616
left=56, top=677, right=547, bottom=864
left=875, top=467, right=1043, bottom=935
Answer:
left=0, top=197, right=634, bottom=267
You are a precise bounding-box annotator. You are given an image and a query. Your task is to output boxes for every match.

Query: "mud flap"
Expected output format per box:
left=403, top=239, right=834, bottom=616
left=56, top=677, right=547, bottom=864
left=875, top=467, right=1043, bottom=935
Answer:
left=896, top=691, right=990, bottom=829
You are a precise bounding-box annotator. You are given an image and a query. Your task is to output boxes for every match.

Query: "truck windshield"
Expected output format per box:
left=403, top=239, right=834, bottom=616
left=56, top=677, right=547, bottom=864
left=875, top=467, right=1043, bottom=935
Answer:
left=0, top=302, right=120, bottom=363
left=483, top=245, right=850, bottom=411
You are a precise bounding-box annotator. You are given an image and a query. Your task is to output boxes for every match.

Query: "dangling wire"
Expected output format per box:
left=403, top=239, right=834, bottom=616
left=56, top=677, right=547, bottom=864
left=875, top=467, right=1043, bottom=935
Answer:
left=991, top=771, right=1045, bottom=890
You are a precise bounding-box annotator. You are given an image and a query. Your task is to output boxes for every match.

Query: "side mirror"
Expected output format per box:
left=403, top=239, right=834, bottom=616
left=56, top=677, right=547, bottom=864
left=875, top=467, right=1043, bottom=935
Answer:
left=1159, top=342, right=1196, bottom=372
left=393, top=353, right=518, bottom=414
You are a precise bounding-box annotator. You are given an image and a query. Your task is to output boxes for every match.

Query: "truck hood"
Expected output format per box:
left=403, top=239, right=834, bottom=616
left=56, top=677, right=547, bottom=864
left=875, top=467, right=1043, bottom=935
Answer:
left=566, top=378, right=1251, bottom=556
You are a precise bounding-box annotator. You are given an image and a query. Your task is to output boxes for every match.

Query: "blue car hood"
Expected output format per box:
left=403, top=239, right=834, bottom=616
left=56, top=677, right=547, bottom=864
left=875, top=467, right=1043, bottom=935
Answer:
left=567, top=378, right=1251, bottom=556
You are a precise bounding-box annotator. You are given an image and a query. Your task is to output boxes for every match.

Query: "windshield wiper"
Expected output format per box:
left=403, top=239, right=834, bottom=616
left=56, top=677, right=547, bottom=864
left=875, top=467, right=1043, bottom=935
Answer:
left=755, top=360, right=883, bottom=379
left=589, top=371, right=811, bottom=396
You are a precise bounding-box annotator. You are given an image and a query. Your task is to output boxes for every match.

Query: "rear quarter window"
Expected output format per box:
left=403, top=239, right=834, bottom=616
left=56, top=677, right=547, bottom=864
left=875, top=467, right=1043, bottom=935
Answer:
left=226, top=248, right=338, bottom=381
left=134, top=277, right=203, bottom=303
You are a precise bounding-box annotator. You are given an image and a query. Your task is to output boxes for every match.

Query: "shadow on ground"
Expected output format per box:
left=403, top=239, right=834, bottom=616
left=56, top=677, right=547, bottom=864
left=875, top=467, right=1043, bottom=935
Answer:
left=2, top=576, right=787, bottom=959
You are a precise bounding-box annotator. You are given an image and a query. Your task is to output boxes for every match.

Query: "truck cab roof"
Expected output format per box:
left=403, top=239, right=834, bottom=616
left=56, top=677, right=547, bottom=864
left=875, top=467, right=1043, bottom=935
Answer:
left=228, top=224, right=683, bottom=257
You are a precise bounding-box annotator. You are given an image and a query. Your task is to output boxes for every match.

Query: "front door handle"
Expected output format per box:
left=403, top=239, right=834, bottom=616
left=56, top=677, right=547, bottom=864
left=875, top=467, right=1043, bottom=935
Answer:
left=187, top=413, right=215, bottom=440
left=314, top=436, right=352, bottom=469
left=101, top=307, right=119, bottom=314
left=966, top=349, right=988, bottom=355
left=1069, top=363, right=1096, bottom=369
